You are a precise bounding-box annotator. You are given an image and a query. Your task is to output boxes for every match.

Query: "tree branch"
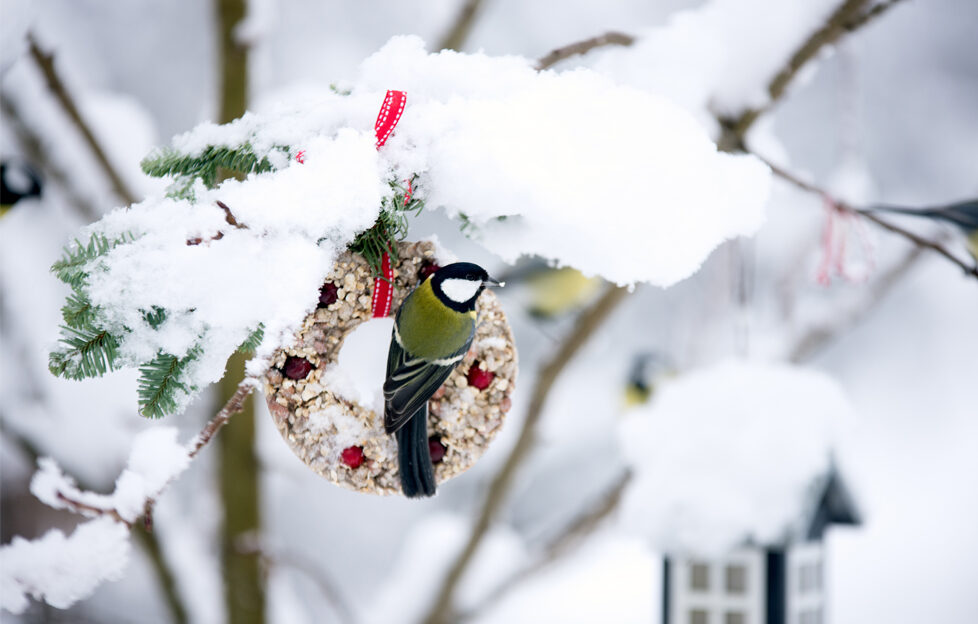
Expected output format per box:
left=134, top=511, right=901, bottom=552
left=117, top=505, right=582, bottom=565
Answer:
left=458, top=471, right=632, bottom=621
left=718, top=0, right=874, bottom=151
left=0, top=92, right=102, bottom=222
left=535, top=31, right=635, bottom=71
left=421, top=283, right=630, bottom=624
left=438, top=0, right=487, bottom=52
left=844, top=0, right=908, bottom=32
left=236, top=539, right=359, bottom=624
left=788, top=243, right=926, bottom=362
left=27, top=34, right=139, bottom=206
left=1, top=420, right=190, bottom=624
left=755, top=153, right=978, bottom=280
left=187, top=377, right=258, bottom=459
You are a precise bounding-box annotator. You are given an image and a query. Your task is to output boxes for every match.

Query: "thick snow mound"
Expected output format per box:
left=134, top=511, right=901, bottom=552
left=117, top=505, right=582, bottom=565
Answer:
left=618, top=360, right=855, bottom=555
left=367, top=36, right=771, bottom=286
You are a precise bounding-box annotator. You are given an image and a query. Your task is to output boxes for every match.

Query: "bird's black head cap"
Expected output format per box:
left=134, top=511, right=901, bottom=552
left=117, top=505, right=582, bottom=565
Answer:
left=429, top=262, right=498, bottom=312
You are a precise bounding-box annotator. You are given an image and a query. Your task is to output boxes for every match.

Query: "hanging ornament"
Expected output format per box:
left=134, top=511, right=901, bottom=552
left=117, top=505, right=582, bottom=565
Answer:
left=263, top=240, right=518, bottom=495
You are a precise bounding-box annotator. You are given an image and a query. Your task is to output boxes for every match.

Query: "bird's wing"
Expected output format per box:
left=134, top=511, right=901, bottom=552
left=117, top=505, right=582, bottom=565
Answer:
left=383, top=329, right=473, bottom=434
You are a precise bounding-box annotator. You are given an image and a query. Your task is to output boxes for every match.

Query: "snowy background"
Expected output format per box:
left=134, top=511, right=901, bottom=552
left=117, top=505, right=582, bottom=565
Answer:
left=2, top=0, right=977, bottom=623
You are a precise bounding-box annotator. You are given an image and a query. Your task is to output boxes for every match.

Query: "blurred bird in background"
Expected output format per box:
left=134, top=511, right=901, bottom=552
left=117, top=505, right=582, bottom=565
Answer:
left=0, top=160, right=43, bottom=217
left=869, top=198, right=978, bottom=262
left=496, top=258, right=602, bottom=319
left=622, top=352, right=672, bottom=408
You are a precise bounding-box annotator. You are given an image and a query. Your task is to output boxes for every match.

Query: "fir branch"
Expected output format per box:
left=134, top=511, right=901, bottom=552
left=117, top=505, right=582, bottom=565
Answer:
left=143, top=306, right=167, bottom=330
left=48, top=326, right=122, bottom=380
left=138, top=347, right=201, bottom=419
left=61, top=289, right=98, bottom=330
left=349, top=180, right=423, bottom=275
left=238, top=324, right=264, bottom=353
left=141, top=145, right=280, bottom=189
left=51, top=232, right=133, bottom=289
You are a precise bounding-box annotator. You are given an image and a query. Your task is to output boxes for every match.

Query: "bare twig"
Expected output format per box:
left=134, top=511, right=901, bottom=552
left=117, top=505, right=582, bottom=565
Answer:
left=1, top=420, right=190, bottom=623
left=718, top=0, right=873, bottom=151
left=535, top=32, right=635, bottom=71
left=421, top=283, right=630, bottom=624
left=188, top=377, right=258, bottom=459
left=438, top=0, right=487, bottom=52
left=216, top=200, right=247, bottom=229
left=844, top=0, right=908, bottom=31
left=756, top=153, right=978, bottom=280
left=27, top=34, right=139, bottom=206
left=459, top=471, right=632, bottom=621
left=788, top=244, right=926, bottom=362
left=237, top=540, right=359, bottom=624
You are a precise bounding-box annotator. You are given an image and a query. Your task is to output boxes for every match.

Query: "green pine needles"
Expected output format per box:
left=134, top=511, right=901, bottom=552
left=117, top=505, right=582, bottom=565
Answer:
left=350, top=179, right=424, bottom=276
left=138, top=346, right=202, bottom=419
left=141, top=144, right=283, bottom=200
left=51, top=132, right=425, bottom=420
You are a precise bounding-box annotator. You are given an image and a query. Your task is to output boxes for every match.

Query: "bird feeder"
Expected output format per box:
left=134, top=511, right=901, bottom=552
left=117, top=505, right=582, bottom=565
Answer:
left=262, top=241, right=517, bottom=495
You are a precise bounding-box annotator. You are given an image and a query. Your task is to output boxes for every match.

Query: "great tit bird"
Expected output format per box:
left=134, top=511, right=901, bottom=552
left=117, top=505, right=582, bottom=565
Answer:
left=869, top=199, right=978, bottom=261
left=1, top=160, right=43, bottom=217
left=384, top=262, right=502, bottom=498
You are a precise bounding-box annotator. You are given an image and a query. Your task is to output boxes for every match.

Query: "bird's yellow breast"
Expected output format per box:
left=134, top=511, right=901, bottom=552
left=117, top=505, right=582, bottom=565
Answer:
left=398, top=279, right=475, bottom=360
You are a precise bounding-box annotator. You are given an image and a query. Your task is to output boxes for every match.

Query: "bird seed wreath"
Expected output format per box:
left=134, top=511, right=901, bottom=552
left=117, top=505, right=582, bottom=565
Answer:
left=263, top=240, right=518, bottom=495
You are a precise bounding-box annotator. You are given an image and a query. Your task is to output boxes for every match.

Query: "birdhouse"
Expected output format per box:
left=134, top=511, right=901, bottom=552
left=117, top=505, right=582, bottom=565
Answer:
left=661, top=466, right=861, bottom=624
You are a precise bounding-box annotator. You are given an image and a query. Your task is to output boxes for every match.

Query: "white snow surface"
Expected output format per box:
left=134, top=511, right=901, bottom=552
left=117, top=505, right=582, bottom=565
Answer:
left=618, top=359, right=855, bottom=556
left=30, top=427, right=190, bottom=523
left=363, top=513, right=528, bottom=624
left=81, top=35, right=770, bottom=409
left=590, top=0, right=840, bottom=126
left=0, top=517, right=130, bottom=614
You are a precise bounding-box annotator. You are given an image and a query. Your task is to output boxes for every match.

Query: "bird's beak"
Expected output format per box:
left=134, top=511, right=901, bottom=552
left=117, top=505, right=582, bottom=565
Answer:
left=484, top=276, right=505, bottom=288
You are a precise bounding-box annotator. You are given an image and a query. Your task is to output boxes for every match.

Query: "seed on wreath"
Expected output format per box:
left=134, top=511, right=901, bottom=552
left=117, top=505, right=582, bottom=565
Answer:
left=466, top=362, right=494, bottom=390
left=340, top=445, right=364, bottom=468
left=283, top=356, right=314, bottom=380
left=318, top=282, right=339, bottom=307
left=428, top=437, right=447, bottom=463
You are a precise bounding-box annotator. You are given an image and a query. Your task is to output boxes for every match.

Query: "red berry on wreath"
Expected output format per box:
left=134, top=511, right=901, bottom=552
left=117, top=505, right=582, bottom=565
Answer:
left=318, top=282, right=338, bottom=307
left=341, top=446, right=364, bottom=468
left=428, top=437, right=446, bottom=463
left=284, top=356, right=314, bottom=380
left=467, top=363, right=494, bottom=390
left=418, top=260, right=440, bottom=281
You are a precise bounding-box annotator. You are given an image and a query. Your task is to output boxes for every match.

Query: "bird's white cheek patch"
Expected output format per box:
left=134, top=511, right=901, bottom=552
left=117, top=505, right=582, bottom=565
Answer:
left=441, top=278, right=481, bottom=303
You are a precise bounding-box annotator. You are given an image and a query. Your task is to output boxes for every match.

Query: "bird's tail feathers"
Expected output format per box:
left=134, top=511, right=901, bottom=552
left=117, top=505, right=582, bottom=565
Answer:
left=396, top=405, right=436, bottom=498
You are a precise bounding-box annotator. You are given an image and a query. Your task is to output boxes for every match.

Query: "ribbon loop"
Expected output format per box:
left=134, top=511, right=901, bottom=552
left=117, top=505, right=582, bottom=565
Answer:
left=370, top=90, right=407, bottom=317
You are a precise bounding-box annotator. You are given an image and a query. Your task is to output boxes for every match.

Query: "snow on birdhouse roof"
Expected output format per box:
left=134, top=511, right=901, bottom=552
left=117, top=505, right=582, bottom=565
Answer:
left=617, top=359, right=861, bottom=556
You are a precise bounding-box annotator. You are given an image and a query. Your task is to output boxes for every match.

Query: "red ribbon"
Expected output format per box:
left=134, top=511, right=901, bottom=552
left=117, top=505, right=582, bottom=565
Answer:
left=370, top=90, right=407, bottom=318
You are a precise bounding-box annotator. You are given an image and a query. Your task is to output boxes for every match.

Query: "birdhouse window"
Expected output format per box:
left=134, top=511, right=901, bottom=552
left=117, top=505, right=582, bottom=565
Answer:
left=690, top=562, right=710, bottom=591
left=724, top=611, right=746, bottom=624
left=689, top=608, right=709, bottom=624
left=798, top=607, right=822, bottom=624
left=725, top=564, right=747, bottom=594
left=798, top=561, right=822, bottom=593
